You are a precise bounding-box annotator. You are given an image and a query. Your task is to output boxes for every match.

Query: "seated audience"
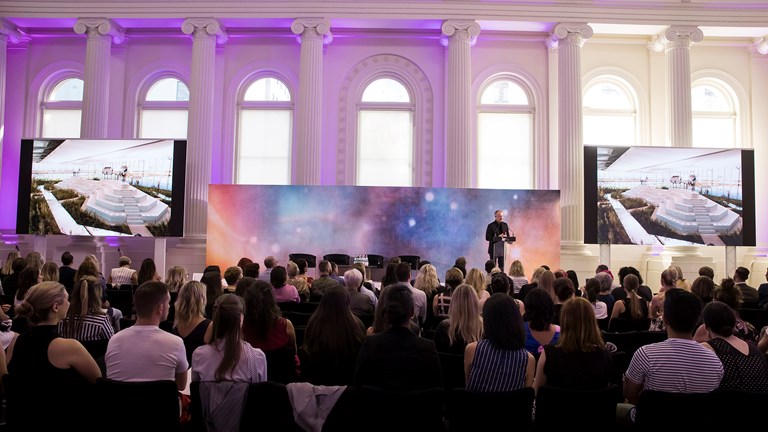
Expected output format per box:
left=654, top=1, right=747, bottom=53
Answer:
left=534, top=297, right=617, bottom=394
left=623, top=289, right=723, bottom=405
left=523, top=288, right=560, bottom=356
left=609, top=274, right=650, bottom=327
left=691, top=275, right=715, bottom=305
left=693, top=278, right=757, bottom=345
left=433, top=284, right=483, bottom=355
left=0, top=250, right=19, bottom=280
left=352, top=262, right=377, bottom=307
left=593, top=271, right=616, bottom=316
left=201, top=270, right=223, bottom=319
left=614, top=266, right=653, bottom=302
left=74, top=259, right=120, bottom=332
left=649, top=269, right=677, bottom=332
left=566, top=270, right=582, bottom=298
left=733, top=266, right=759, bottom=306
left=379, top=262, right=399, bottom=293
left=466, top=268, right=491, bottom=313
left=109, top=256, right=138, bottom=286
left=223, top=266, right=243, bottom=292
left=433, top=267, right=463, bottom=320
left=552, top=276, right=575, bottom=325
left=301, top=286, right=366, bottom=385
left=259, top=256, right=278, bottom=282
left=286, top=261, right=310, bottom=302
left=465, top=294, right=534, bottom=392
left=165, top=265, right=187, bottom=293
left=354, top=284, right=442, bottom=391
left=83, top=254, right=107, bottom=291
left=173, top=280, right=213, bottom=366
left=270, top=266, right=300, bottom=303
left=508, top=260, right=528, bottom=295
left=105, top=281, right=188, bottom=391
left=344, top=269, right=375, bottom=319
left=453, top=257, right=467, bottom=278
left=243, top=262, right=260, bottom=279
left=2, top=257, right=27, bottom=303
left=236, top=257, right=253, bottom=270
left=137, top=258, right=161, bottom=286
left=312, top=260, right=342, bottom=297
left=414, top=263, right=443, bottom=330
left=700, top=301, right=768, bottom=392
left=368, top=283, right=421, bottom=336
left=295, top=258, right=313, bottom=287
left=517, top=266, right=545, bottom=301
left=585, top=278, right=608, bottom=320
left=41, top=261, right=58, bottom=283
left=59, top=276, right=114, bottom=342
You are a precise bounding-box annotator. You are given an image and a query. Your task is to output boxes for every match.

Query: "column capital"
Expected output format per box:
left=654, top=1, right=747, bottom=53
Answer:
left=0, top=18, right=28, bottom=44
left=440, top=20, right=481, bottom=47
left=751, top=35, right=768, bottom=56
left=664, top=25, right=703, bottom=48
left=549, top=23, right=593, bottom=49
left=181, top=18, right=228, bottom=44
left=647, top=34, right=667, bottom=53
left=291, top=18, right=333, bottom=44
left=74, top=18, right=125, bottom=44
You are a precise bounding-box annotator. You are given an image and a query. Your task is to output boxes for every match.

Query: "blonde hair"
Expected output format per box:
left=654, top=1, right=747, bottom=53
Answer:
left=414, top=264, right=440, bottom=297
left=15, top=281, right=67, bottom=324
left=465, top=268, right=487, bottom=299
left=64, top=276, right=105, bottom=337
left=538, top=270, right=557, bottom=301
left=447, top=284, right=483, bottom=346
left=530, top=267, right=546, bottom=284
left=286, top=261, right=299, bottom=278
left=556, top=297, right=605, bottom=353
left=509, top=260, right=525, bottom=278
left=84, top=254, right=102, bottom=274
left=41, top=261, right=59, bottom=282
left=174, top=280, right=207, bottom=328
left=26, top=251, right=44, bottom=269
left=165, top=266, right=187, bottom=293
left=2, top=251, right=20, bottom=275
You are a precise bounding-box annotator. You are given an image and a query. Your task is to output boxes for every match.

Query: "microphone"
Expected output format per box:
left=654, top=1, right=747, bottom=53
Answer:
left=117, top=247, right=122, bottom=255
left=14, top=244, right=19, bottom=252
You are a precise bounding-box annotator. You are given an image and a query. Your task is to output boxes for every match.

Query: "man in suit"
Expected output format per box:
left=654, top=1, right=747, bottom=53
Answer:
left=58, top=251, right=77, bottom=293
left=756, top=268, right=768, bottom=309
left=734, top=266, right=759, bottom=306
left=485, top=210, right=510, bottom=273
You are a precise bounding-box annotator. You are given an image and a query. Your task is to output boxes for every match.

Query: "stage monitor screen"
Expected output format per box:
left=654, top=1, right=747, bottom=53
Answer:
left=584, top=146, right=755, bottom=246
left=16, top=139, right=186, bottom=237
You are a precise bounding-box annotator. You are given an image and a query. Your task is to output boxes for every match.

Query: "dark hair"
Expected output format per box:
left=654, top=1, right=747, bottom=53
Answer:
left=296, top=258, right=308, bottom=274
left=303, top=286, right=365, bottom=363
left=243, top=263, right=260, bottom=278
left=553, top=277, right=575, bottom=302
left=523, top=288, right=555, bottom=331
left=236, top=257, right=253, bottom=269
left=691, top=276, right=715, bottom=304
left=490, top=273, right=511, bottom=295
left=11, top=257, right=27, bottom=273
left=734, top=266, right=750, bottom=281
left=74, top=259, right=99, bottom=283
left=318, top=260, right=331, bottom=274
left=540, top=265, right=551, bottom=271
left=395, top=263, right=412, bottom=283
left=585, top=278, right=600, bottom=304
left=133, top=281, right=169, bottom=318
left=698, top=266, right=715, bottom=280
left=714, top=278, right=742, bottom=309
left=622, top=274, right=644, bottom=319
left=211, top=294, right=245, bottom=381
left=566, top=270, right=580, bottom=292
left=234, top=276, right=258, bottom=297
left=380, top=263, right=399, bottom=289
left=241, top=279, right=281, bottom=340
left=418, top=260, right=431, bottom=269
left=619, top=266, right=644, bottom=286
left=264, top=256, right=276, bottom=268
left=61, top=251, right=74, bottom=266
left=482, top=294, right=525, bottom=350
left=223, top=266, right=243, bottom=286
left=16, top=266, right=40, bottom=301
left=203, top=265, right=221, bottom=274
left=453, top=257, right=467, bottom=277
left=380, top=284, right=414, bottom=327
left=484, top=260, right=496, bottom=274
left=702, top=301, right=736, bottom=338
left=201, top=271, right=223, bottom=312
left=270, top=266, right=288, bottom=288
left=663, top=288, right=703, bottom=334
left=596, top=264, right=609, bottom=273
left=137, top=258, right=157, bottom=285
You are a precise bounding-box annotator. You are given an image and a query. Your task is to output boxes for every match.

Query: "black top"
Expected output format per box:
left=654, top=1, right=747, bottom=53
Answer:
left=485, top=221, right=510, bottom=255
left=58, top=266, right=78, bottom=293
left=354, top=326, right=442, bottom=392
left=433, top=319, right=469, bottom=355
left=8, top=324, right=87, bottom=383
left=173, top=319, right=211, bottom=366
left=542, top=344, right=618, bottom=390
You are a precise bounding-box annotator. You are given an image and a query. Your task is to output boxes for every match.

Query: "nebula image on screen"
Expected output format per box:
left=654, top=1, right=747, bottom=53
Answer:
left=207, top=185, right=561, bottom=279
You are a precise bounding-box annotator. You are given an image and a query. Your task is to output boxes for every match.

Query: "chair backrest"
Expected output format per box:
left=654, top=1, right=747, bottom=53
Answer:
left=358, top=386, right=445, bottom=432
left=438, top=352, right=465, bottom=390
left=323, top=254, right=351, bottom=266
left=534, top=384, right=621, bottom=431
left=106, top=288, right=133, bottom=319
left=80, top=338, right=110, bottom=360
left=738, top=307, right=768, bottom=331
left=96, top=378, right=180, bottom=430
left=289, top=253, right=317, bottom=268
left=635, top=390, right=717, bottom=429
left=3, top=373, right=95, bottom=429
left=283, top=311, right=313, bottom=327
left=265, top=348, right=298, bottom=384
left=607, top=317, right=651, bottom=333
left=366, top=254, right=385, bottom=268
left=240, top=381, right=302, bottom=431
left=398, top=255, right=421, bottom=270
left=447, top=387, right=534, bottom=432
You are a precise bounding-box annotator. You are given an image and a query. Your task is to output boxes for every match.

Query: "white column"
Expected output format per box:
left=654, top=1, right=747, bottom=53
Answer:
left=0, top=19, right=24, bottom=176
left=665, top=26, right=703, bottom=148
left=74, top=18, right=124, bottom=139
left=550, top=23, right=592, bottom=245
left=181, top=18, right=227, bottom=237
left=291, top=18, right=332, bottom=185
left=441, top=20, right=480, bottom=189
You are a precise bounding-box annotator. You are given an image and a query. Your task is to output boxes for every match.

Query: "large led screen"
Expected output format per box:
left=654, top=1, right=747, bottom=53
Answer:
left=16, top=139, right=186, bottom=237
left=584, top=146, right=755, bottom=246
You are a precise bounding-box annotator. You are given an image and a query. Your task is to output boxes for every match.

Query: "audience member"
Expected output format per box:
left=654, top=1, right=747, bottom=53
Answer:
left=369, top=284, right=420, bottom=336
left=312, top=260, right=342, bottom=297
left=610, top=274, right=649, bottom=326
left=351, top=262, right=377, bottom=307
left=671, top=265, right=692, bottom=291
left=414, top=263, right=443, bottom=329
left=58, top=251, right=77, bottom=292
left=270, top=265, right=300, bottom=303
left=517, top=266, right=545, bottom=300
left=466, top=268, right=490, bottom=313
left=649, top=269, right=676, bottom=331
left=258, top=256, right=278, bottom=282
left=223, top=266, right=243, bottom=292
left=236, top=257, right=253, bottom=270
left=523, top=288, right=560, bottom=357
left=465, top=294, right=534, bottom=392
left=433, top=267, right=463, bottom=319
left=699, top=266, right=715, bottom=280
left=566, top=270, right=582, bottom=298
left=433, top=284, right=483, bottom=355
left=243, top=262, right=260, bottom=279
left=537, top=270, right=556, bottom=302
left=690, top=276, right=715, bottom=305
left=614, top=266, right=653, bottom=302
left=106, top=281, right=188, bottom=390
left=201, top=270, right=223, bottom=318
left=552, top=276, right=575, bottom=325
left=759, top=267, right=768, bottom=309
left=585, top=277, right=608, bottom=320
left=295, top=258, right=313, bottom=287
left=137, top=258, right=161, bottom=286
left=733, top=266, right=758, bottom=305
left=508, top=260, right=528, bottom=295
left=301, top=286, right=366, bottom=385
left=329, top=262, right=346, bottom=286
left=534, top=297, right=617, bottom=394
left=453, top=257, right=467, bottom=278
left=173, top=280, right=213, bottom=366
left=1, top=257, right=26, bottom=302
left=700, top=301, right=768, bottom=392
left=693, top=278, right=757, bottom=344
left=344, top=269, right=375, bottom=319
left=392, top=262, right=426, bottom=326
left=623, top=289, right=722, bottom=405
left=165, top=265, right=187, bottom=293
left=83, top=254, right=107, bottom=291
left=380, top=262, right=399, bottom=292
left=59, top=276, right=114, bottom=342
left=593, top=271, right=616, bottom=316
left=41, top=261, right=59, bottom=283
left=354, top=284, right=441, bottom=391
left=286, top=261, right=310, bottom=302
left=0, top=250, right=20, bottom=280
left=25, top=251, right=44, bottom=270
left=109, top=256, right=138, bottom=286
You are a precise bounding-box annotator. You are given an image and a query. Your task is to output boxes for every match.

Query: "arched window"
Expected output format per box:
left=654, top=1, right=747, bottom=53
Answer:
left=477, top=78, right=533, bottom=189
left=236, top=76, right=293, bottom=185
left=583, top=76, right=638, bottom=147
left=138, top=77, right=189, bottom=139
left=692, top=78, right=739, bottom=148
left=41, top=77, right=83, bottom=138
left=356, top=77, right=414, bottom=187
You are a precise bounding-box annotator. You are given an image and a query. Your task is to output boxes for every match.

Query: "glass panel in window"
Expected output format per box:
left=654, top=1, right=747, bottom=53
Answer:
left=243, top=78, right=291, bottom=102
left=146, top=78, right=190, bottom=102
left=49, top=78, right=84, bottom=101
left=692, top=85, right=732, bottom=112
left=237, top=109, right=292, bottom=184
left=357, top=110, right=413, bottom=186
left=477, top=112, right=532, bottom=189
left=361, top=79, right=410, bottom=103
left=480, top=80, right=528, bottom=105
left=140, top=110, right=188, bottom=139
left=41, top=109, right=81, bottom=138
left=583, top=115, right=636, bottom=147
left=693, top=117, right=735, bottom=148
left=584, top=82, right=632, bottom=110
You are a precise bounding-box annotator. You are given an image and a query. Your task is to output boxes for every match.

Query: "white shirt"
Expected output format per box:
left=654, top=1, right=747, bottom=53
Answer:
left=106, top=325, right=188, bottom=382
left=192, top=340, right=267, bottom=383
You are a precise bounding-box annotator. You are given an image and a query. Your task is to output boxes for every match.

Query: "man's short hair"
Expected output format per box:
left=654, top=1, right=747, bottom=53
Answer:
left=485, top=260, right=496, bottom=274
left=264, top=256, right=276, bottom=269
left=595, top=264, right=609, bottom=273
left=395, top=262, right=412, bottom=283
left=318, top=260, right=331, bottom=274
left=61, top=251, right=74, bottom=266
left=223, top=266, right=243, bottom=285
left=389, top=256, right=401, bottom=264
left=243, top=263, right=260, bottom=278
left=490, top=273, right=510, bottom=295
left=133, top=281, right=169, bottom=318
left=734, top=266, right=750, bottom=281
left=698, top=266, right=715, bottom=279
left=118, top=256, right=131, bottom=267
left=663, top=288, right=703, bottom=334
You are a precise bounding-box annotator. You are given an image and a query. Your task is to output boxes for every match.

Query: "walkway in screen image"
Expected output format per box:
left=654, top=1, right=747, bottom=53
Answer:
left=39, top=186, right=130, bottom=236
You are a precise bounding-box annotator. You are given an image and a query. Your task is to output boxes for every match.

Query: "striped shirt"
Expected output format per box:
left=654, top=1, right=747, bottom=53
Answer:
left=624, top=338, right=723, bottom=393
left=466, top=339, right=529, bottom=392
left=59, top=313, right=115, bottom=342
left=110, top=267, right=136, bottom=286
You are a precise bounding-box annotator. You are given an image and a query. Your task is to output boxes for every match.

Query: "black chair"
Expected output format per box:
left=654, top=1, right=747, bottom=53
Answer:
left=96, top=378, right=181, bottom=430
left=534, top=384, right=621, bottom=431
left=106, top=288, right=133, bottom=319
left=277, top=301, right=300, bottom=312
left=607, top=317, right=651, bottom=333
left=294, top=326, right=306, bottom=348
left=446, top=387, right=534, bottom=431
left=289, top=253, right=317, bottom=268
left=3, top=373, right=95, bottom=429
left=438, top=352, right=466, bottom=390
left=295, top=301, right=320, bottom=314
left=634, top=390, right=717, bottom=429
left=240, top=382, right=302, bottom=431
left=283, top=311, right=313, bottom=327
left=398, top=255, right=421, bottom=270
left=265, top=348, right=298, bottom=384
left=358, top=386, right=445, bottom=432
left=738, top=307, right=768, bottom=331
left=323, top=386, right=362, bottom=430
left=323, top=254, right=351, bottom=266
left=120, top=317, right=136, bottom=330
left=367, top=254, right=385, bottom=268
left=80, top=338, right=110, bottom=361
